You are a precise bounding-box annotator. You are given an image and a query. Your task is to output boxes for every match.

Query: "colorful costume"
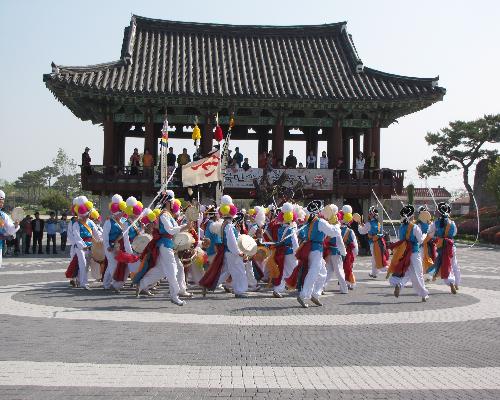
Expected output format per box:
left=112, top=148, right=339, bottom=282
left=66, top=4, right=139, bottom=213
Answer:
left=358, top=208, right=389, bottom=278
left=427, top=202, right=461, bottom=292
left=0, top=206, right=19, bottom=268
left=388, top=206, right=429, bottom=300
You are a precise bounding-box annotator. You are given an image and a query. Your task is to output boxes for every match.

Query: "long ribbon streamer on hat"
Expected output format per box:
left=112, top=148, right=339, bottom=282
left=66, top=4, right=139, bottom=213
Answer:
left=371, top=188, right=398, bottom=239
left=121, top=166, right=177, bottom=236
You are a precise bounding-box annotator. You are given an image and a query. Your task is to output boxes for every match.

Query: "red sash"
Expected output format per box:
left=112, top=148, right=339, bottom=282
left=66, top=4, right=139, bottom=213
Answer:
left=199, top=244, right=225, bottom=290
left=65, top=237, right=92, bottom=279
left=112, top=239, right=129, bottom=282
left=343, top=242, right=356, bottom=284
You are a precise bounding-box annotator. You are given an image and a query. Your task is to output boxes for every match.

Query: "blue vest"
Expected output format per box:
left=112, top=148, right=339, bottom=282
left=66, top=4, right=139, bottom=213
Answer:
left=78, top=220, right=95, bottom=247
left=435, top=218, right=456, bottom=239
left=107, top=218, right=123, bottom=247
left=417, top=221, right=429, bottom=234
left=223, top=223, right=238, bottom=253
left=340, top=225, right=354, bottom=246
left=204, top=220, right=222, bottom=256
left=399, top=223, right=419, bottom=253
left=125, top=220, right=139, bottom=242
left=326, top=232, right=340, bottom=256
left=367, top=219, right=383, bottom=243
left=0, top=211, right=7, bottom=249
left=306, top=218, right=325, bottom=252
left=158, top=214, right=176, bottom=249
left=278, top=225, right=295, bottom=255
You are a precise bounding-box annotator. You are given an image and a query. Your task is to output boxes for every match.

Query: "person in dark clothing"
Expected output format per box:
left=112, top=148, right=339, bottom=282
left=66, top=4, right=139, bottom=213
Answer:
left=45, top=212, right=58, bottom=254
left=59, top=213, right=68, bottom=251
left=31, top=212, right=44, bottom=254
left=82, top=147, right=92, bottom=175
left=285, top=150, right=297, bottom=168
left=242, top=158, right=251, bottom=171
left=233, top=147, right=243, bottom=167
left=167, top=147, right=176, bottom=167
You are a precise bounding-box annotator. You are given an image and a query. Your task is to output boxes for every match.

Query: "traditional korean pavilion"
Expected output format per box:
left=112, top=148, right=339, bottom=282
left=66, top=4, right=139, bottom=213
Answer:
left=44, top=15, right=445, bottom=208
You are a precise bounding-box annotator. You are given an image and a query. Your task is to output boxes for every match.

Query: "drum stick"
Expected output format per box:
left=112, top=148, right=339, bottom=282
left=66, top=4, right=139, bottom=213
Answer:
left=122, top=166, right=177, bottom=236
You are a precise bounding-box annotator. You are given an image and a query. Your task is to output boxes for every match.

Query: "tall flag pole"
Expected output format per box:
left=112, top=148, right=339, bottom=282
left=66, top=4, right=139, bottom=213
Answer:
left=160, top=111, right=169, bottom=186
left=215, top=113, right=234, bottom=203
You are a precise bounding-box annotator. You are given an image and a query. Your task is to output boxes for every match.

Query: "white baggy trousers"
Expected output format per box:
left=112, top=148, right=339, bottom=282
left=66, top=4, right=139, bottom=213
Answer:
left=389, top=252, right=429, bottom=298
left=273, top=254, right=297, bottom=294
left=217, top=252, right=248, bottom=295
left=300, top=250, right=327, bottom=300
left=325, top=254, right=348, bottom=294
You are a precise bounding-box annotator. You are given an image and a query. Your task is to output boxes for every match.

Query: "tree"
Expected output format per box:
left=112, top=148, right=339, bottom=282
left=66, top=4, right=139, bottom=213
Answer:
left=39, top=166, right=59, bottom=188
left=53, top=173, right=81, bottom=199
left=40, top=191, right=71, bottom=217
left=485, top=157, right=500, bottom=207
left=14, top=170, right=46, bottom=204
left=52, top=148, right=78, bottom=198
left=417, top=114, right=500, bottom=210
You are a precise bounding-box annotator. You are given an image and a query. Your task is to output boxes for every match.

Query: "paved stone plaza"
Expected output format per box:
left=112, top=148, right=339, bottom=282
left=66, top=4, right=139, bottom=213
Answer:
left=0, top=244, right=499, bottom=399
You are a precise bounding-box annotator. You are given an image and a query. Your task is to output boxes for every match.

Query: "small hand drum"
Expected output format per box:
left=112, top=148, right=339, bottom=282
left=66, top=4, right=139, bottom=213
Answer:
left=352, top=213, right=362, bottom=223
left=174, top=232, right=195, bottom=251
left=418, top=210, right=432, bottom=224
left=91, top=240, right=105, bottom=263
left=237, top=234, right=258, bottom=257
left=131, top=233, right=153, bottom=254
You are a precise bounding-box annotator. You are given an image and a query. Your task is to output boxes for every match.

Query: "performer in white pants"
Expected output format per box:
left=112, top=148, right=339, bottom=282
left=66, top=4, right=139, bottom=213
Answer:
left=297, top=201, right=345, bottom=308
left=272, top=203, right=299, bottom=297
left=71, top=203, right=102, bottom=290
left=216, top=195, right=248, bottom=297
left=427, top=202, right=461, bottom=294
left=139, top=190, right=191, bottom=305
left=358, top=206, right=388, bottom=278
left=102, top=194, right=126, bottom=290
left=389, top=205, right=429, bottom=301
left=0, top=190, right=19, bottom=268
left=322, top=204, right=348, bottom=294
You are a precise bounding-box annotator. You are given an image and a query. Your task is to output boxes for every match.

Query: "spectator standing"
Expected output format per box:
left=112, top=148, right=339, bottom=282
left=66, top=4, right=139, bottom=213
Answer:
left=285, top=150, right=297, bottom=168
left=319, top=151, right=328, bottom=169
left=59, top=213, right=68, bottom=251
left=167, top=147, right=176, bottom=167
left=20, top=215, right=32, bottom=254
left=130, top=148, right=141, bottom=175
left=355, top=152, right=366, bottom=179
left=31, top=212, right=44, bottom=254
left=142, top=148, right=153, bottom=176
left=233, top=147, right=243, bottom=167
left=242, top=158, right=251, bottom=171
left=258, top=151, right=267, bottom=168
left=82, top=147, right=92, bottom=175
left=177, top=148, right=191, bottom=166
left=45, top=212, right=58, bottom=254
left=306, top=150, right=317, bottom=169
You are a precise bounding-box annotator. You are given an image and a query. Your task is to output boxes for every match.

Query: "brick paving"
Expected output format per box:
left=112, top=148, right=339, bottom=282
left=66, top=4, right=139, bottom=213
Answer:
left=0, top=244, right=498, bottom=399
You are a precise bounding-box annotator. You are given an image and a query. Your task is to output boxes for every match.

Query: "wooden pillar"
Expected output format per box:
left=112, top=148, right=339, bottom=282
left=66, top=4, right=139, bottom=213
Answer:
left=272, top=115, right=285, bottom=165
left=363, top=129, right=371, bottom=158
left=352, top=130, right=360, bottom=170
left=257, top=127, right=269, bottom=155
left=115, top=127, right=125, bottom=166
left=371, top=122, right=380, bottom=168
left=327, top=120, right=343, bottom=168
left=201, top=113, right=213, bottom=156
left=103, top=114, right=114, bottom=167
left=342, top=128, right=351, bottom=171
left=144, top=112, right=156, bottom=161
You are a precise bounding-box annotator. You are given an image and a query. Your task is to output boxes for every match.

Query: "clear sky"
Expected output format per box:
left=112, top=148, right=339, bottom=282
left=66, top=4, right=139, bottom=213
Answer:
left=1, top=0, right=499, bottom=191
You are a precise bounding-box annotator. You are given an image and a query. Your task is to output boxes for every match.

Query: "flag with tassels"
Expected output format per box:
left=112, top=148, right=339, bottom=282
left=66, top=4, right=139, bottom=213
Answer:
left=161, top=117, right=169, bottom=147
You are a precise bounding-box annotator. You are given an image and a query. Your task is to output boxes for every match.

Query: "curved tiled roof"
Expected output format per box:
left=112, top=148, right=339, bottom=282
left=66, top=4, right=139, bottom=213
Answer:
left=45, top=15, right=445, bottom=102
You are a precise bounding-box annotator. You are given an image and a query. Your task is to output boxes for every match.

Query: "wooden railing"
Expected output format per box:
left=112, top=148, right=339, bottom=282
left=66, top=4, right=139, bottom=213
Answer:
left=81, top=166, right=405, bottom=197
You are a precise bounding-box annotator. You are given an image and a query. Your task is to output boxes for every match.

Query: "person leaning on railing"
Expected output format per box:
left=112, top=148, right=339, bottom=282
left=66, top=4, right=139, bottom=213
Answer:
left=142, top=148, right=153, bottom=177
left=355, top=152, right=365, bottom=179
